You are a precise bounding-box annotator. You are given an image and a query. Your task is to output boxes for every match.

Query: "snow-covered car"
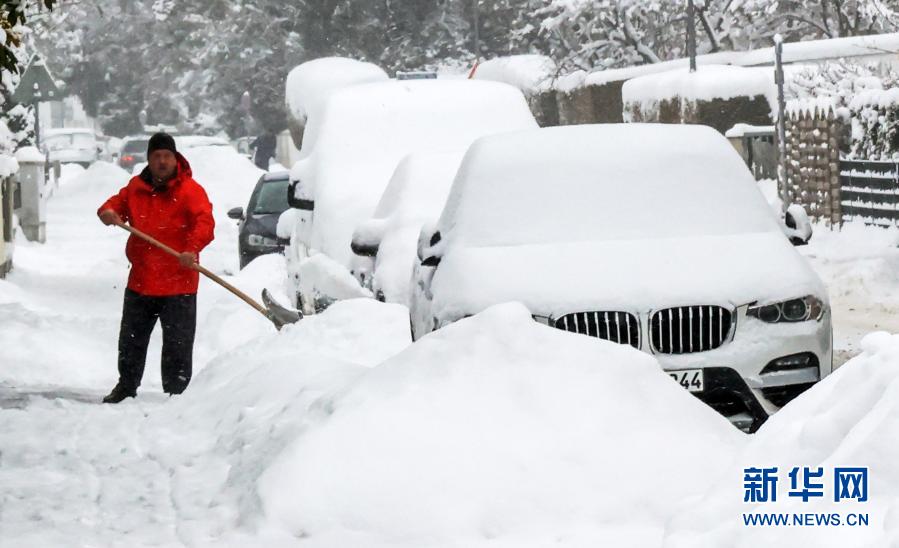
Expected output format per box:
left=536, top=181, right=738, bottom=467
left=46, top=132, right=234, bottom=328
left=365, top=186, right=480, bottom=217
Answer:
left=286, top=78, right=538, bottom=298
left=411, top=124, right=833, bottom=432
left=350, top=151, right=464, bottom=305
left=41, top=128, right=99, bottom=167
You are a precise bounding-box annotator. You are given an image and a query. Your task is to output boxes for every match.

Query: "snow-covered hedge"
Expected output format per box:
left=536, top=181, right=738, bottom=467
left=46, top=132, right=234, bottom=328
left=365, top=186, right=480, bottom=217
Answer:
left=849, top=88, right=899, bottom=160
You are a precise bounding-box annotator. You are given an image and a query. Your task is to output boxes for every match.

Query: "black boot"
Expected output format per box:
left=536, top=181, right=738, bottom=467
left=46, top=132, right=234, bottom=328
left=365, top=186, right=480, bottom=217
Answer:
left=102, top=383, right=136, bottom=404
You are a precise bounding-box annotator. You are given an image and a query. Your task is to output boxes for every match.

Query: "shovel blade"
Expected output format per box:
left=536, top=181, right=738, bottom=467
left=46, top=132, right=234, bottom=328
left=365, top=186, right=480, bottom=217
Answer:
left=262, top=288, right=302, bottom=330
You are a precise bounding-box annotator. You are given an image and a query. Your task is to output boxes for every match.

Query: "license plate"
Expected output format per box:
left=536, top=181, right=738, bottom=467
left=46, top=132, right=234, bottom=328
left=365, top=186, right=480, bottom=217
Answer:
left=668, top=369, right=704, bottom=392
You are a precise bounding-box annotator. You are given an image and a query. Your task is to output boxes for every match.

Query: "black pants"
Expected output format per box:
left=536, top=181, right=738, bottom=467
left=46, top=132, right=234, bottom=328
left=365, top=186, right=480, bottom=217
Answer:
left=117, top=289, right=197, bottom=394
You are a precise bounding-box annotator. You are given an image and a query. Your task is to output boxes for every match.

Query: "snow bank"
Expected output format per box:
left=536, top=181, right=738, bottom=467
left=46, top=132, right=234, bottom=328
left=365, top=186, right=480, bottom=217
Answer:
left=297, top=253, right=372, bottom=303
left=473, top=55, right=556, bottom=94
left=285, top=57, right=388, bottom=127
left=622, top=65, right=775, bottom=109
left=149, top=299, right=412, bottom=540
left=665, top=331, right=899, bottom=547
left=258, top=303, right=742, bottom=546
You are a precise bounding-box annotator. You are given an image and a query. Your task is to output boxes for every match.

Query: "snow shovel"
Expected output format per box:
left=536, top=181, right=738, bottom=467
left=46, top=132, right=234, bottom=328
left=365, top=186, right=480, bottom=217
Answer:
left=115, top=222, right=301, bottom=330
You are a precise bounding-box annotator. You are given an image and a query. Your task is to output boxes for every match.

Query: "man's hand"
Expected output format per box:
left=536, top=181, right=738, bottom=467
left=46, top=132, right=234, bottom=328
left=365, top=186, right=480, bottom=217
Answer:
left=99, top=209, right=123, bottom=226
left=178, top=252, right=198, bottom=269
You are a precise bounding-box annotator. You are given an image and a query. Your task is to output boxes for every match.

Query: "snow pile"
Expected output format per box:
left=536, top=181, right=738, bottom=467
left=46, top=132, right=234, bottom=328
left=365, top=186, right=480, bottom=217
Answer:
left=258, top=303, right=743, bottom=547
left=145, top=299, right=411, bottom=543
left=799, top=221, right=899, bottom=360
left=0, top=153, right=19, bottom=177
left=285, top=57, right=388, bottom=127
left=296, top=253, right=373, bottom=305
left=665, top=331, right=899, bottom=547
left=473, top=55, right=557, bottom=94
left=622, top=65, right=775, bottom=112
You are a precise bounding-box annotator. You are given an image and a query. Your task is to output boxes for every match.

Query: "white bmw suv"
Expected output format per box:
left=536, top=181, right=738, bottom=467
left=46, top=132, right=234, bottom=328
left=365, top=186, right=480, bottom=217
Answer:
left=410, top=124, right=832, bottom=432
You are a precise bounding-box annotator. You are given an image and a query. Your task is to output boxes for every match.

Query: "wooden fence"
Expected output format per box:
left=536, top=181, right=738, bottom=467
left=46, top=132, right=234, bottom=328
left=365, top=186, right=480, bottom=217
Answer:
left=839, top=159, right=899, bottom=226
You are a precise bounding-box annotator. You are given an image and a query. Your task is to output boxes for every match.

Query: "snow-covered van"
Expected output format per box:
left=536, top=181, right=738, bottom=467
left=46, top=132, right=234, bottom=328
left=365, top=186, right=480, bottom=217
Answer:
left=286, top=78, right=538, bottom=299
left=411, top=124, right=832, bottom=432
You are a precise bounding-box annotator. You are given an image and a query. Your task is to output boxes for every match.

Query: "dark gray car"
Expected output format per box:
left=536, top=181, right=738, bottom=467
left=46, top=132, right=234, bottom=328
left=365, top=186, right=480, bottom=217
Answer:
left=228, top=171, right=291, bottom=269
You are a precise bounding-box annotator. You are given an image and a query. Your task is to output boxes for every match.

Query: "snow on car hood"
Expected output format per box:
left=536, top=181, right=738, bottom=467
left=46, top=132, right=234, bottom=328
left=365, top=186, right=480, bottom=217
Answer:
left=429, top=231, right=827, bottom=321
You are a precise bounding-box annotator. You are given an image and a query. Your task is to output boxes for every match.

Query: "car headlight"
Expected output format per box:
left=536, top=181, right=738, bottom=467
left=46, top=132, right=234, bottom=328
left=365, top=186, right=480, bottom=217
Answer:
left=248, top=234, right=280, bottom=247
left=747, top=295, right=825, bottom=323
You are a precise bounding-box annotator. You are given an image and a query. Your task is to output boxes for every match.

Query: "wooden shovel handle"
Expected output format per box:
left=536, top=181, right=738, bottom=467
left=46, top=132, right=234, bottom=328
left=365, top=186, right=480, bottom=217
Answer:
left=115, top=221, right=270, bottom=318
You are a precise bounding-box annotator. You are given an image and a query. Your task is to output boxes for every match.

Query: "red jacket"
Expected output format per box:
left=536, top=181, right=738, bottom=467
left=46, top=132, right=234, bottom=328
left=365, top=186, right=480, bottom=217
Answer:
left=99, top=153, right=215, bottom=296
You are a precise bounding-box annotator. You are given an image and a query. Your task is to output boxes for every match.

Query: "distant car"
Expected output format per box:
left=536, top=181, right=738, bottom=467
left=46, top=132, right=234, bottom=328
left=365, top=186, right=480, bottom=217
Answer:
left=228, top=171, right=291, bottom=269
left=411, top=124, right=832, bottom=433
left=118, top=135, right=150, bottom=171
left=350, top=150, right=464, bottom=305
left=41, top=128, right=99, bottom=167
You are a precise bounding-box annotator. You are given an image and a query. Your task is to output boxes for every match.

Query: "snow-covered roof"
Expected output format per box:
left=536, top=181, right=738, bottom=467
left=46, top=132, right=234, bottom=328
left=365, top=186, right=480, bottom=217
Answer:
left=585, top=32, right=899, bottom=87
left=285, top=57, right=389, bottom=127
left=725, top=123, right=775, bottom=138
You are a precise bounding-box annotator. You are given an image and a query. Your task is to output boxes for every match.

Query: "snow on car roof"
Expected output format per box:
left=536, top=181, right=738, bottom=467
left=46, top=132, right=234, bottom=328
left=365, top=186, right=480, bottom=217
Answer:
left=294, top=78, right=539, bottom=267
left=439, top=123, right=782, bottom=249
left=285, top=57, right=388, bottom=126
left=372, top=150, right=466, bottom=221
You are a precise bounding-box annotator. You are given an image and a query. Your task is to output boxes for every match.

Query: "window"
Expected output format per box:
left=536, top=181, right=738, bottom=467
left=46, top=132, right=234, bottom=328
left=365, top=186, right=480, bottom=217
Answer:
left=252, top=179, right=290, bottom=215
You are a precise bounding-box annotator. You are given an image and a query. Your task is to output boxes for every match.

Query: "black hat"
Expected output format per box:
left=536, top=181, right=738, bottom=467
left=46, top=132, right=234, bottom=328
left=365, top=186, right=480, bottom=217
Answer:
left=147, top=132, right=177, bottom=155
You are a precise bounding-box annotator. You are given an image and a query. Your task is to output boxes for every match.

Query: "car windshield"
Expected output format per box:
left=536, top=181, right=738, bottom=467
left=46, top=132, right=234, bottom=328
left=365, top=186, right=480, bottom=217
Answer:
left=122, top=139, right=149, bottom=153
left=253, top=179, right=290, bottom=214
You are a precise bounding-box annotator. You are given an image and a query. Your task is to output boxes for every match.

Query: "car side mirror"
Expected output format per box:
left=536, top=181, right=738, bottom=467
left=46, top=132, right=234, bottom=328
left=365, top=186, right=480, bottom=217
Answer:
left=351, top=219, right=387, bottom=258
left=227, top=206, right=245, bottom=220
left=287, top=179, right=314, bottom=210
left=783, top=204, right=812, bottom=246
left=417, top=227, right=443, bottom=266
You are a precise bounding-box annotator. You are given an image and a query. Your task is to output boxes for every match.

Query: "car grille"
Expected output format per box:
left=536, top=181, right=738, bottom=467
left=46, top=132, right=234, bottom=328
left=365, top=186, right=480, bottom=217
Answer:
left=650, top=305, right=732, bottom=354
left=554, top=311, right=640, bottom=349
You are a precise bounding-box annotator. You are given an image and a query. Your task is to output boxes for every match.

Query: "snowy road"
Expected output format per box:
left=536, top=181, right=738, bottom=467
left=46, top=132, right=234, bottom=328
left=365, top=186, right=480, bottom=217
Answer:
left=1, top=159, right=897, bottom=547
left=0, top=159, right=304, bottom=546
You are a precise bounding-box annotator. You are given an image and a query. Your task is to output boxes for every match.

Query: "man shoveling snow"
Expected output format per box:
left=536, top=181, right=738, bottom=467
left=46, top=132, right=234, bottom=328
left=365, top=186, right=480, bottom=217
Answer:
left=97, top=133, right=215, bottom=403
